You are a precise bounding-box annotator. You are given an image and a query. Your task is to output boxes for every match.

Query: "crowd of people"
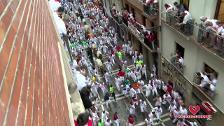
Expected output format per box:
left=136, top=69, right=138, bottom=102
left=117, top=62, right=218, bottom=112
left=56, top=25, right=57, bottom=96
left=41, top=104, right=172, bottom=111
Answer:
left=54, top=0, right=200, bottom=126
left=164, top=2, right=224, bottom=54
left=111, top=4, right=159, bottom=50
left=198, top=16, right=224, bottom=53
left=195, top=71, right=217, bottom=94
left=164, top=2, right=193, bottom=35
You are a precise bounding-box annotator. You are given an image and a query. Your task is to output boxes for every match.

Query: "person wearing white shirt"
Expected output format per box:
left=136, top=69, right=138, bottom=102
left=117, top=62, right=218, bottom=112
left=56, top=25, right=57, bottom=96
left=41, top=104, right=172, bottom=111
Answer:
left=210, top=77, right=217, bottom=92
left=162, top=93, right=172, bottom=105
left=141, top=65, right=147, bottom=79
left=130, top=87, right=137, bottom=98
left=154, top=96, right=162, bottom=107
left=199, top=72, right=210, bottom=88
left=180, top=105, right=188, bottom=115
left=145, top=118, right=153, bottom=126
left=140, top=100, right=147, bottom=116
left=154, top=106, right=163, bottom=120
left=104, top=72, right=110, bottom=84
left=177, top=11, right=193, bottom=35
left=168, top=103, right=177, bottom=113
left=152, top=82, right=158, bottom=96
left=104, top=119, right=112, bottom=126
left=129, top=102, right=136, bottom=115
left=130, top=70, right=137, bottom=82
left=178, top=56, right=184, bottom=65
left=164, top=3, right=174, bottom=12
left=172, top=108, right=180, bottom=123
left=144, top=83, right=152, bottom=97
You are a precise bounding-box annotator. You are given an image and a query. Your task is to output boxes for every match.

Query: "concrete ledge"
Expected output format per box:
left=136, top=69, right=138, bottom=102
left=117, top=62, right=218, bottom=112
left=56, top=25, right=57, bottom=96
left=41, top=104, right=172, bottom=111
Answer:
left=45, top=0, right=85, bottom=125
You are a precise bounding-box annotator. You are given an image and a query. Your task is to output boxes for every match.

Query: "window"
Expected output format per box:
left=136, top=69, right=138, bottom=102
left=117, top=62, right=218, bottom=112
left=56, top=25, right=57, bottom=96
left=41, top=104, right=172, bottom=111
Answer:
left=180, top=0, right=190, bottom=10
left=142, top=16, right=146, bottom=26
left=203, top=64, right=218, bottom=78
left=176, top=43, right=185, bottom=58
left=215, top=0, right=224, bottom=23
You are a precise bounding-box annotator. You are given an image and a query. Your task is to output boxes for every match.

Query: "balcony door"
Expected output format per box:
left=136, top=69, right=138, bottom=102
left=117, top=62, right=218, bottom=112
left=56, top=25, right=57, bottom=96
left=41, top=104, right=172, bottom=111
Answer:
left=176, top=43, right=185, bottom=58
left=180, top=0, right=190, bottom=10
left=215, top=0, right=224, bottom=23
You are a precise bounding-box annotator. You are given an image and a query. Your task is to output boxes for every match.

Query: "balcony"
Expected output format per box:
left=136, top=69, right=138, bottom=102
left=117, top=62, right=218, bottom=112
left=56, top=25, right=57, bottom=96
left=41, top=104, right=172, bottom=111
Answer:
left=126, top=21, right=158, bottom=52
left=161, top=12, right=194, bottom=38
left=192, top=73, right=216, bottom=100
left=162, top=11, right=224, bottom=62
left=125, top=0, right=144, bottom=12
left=143, top=3, right=159, bottom=17
left=170, top=55, right=185, bottom=74
left=161, top=56, right=192, bottom=103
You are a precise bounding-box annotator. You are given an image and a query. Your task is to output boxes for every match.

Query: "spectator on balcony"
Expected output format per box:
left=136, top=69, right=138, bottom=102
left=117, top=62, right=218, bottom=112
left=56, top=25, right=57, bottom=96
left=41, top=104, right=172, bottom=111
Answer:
left=164, top=3, right=174, bottom=24
left=176, top=10, right=193, bottom=35
left=145, top=31, right=156, bottom=50
left=199, top=17, right=215, bottom=40
left=210, top=74, right=217, bottom=92
left=145, top=0, right=158, bottom=15
left=177, top=55, right=184, bottom=66
left=199, top=72, right=210, bottom=89
left=173, top=2, right=185, bottom=16
left=216, top=24, right=224, bottom=52
left=199, top=17, right=220, bottom=43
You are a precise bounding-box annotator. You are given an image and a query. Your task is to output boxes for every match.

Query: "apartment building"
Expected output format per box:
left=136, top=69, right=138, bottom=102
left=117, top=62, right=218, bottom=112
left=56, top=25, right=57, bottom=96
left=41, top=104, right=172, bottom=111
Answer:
left=106, top=0, right=224, bottom=125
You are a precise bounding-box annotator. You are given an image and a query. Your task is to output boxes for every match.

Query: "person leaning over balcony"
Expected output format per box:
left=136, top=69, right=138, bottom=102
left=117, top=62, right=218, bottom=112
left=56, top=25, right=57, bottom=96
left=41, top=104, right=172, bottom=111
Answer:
left=145, top=31, right=156, bottom=49
left=199, top=17, right=218, bottom=40
left=145, top=0, right=158, bottom=15
left=164, top=3, right=174, bottom=24
left=205, top=21, right=222, bottom=48
left=176, top=11, right=193, bottom=35
left=177, top=55, right=184, bottom=69
left=199, top=72, right=210, bottom=89
left=209, top=73, right=217, bottom=92
left=173, top=2, right=185, bottom=22
left=215, top=23, right=224, bottom=51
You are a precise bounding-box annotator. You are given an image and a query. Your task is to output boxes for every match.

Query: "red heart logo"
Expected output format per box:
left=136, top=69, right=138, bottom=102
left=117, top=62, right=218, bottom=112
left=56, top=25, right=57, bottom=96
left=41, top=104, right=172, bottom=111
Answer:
left=189, top=105, right=200, bottom=115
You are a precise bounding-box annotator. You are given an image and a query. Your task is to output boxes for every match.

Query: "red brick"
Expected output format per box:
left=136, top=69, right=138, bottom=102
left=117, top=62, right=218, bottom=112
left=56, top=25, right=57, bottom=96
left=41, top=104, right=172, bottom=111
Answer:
left=0, top=8, right=13, bottom=44
left=10, top=0, right=20, bottom=13
left=0, top=0, right=31, bottom=124
left=0, top=2, right=4, bottom=15
left=1, top=0, right=71, bottom=125
left=15, top=1, right=35, bottom=123
left=0, top=0, right=27, bottom=81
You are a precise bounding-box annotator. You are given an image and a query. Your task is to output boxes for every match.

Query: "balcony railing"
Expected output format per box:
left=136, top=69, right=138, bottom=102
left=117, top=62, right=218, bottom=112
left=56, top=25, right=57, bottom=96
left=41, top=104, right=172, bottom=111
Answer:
left=193, top=73, right=216, bottom=99
left=162, top=10, right=224, bottom=61
left=162, top=11, right=194, bottom=36
left=161, top=57, right=220, bottom=114
left=128, top=21, right=145, bottom=42
left=143, top=3, right=159, bottom=16
left=170, top=56, right=185, bottom=73
left=126, top=21, right=159, bottom=52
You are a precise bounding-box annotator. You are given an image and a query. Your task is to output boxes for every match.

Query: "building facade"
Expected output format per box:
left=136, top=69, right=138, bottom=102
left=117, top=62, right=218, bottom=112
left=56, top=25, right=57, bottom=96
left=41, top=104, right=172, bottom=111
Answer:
left=0, top=0, right=82, bottom=125
left=106, top=0, right=224, bottom=125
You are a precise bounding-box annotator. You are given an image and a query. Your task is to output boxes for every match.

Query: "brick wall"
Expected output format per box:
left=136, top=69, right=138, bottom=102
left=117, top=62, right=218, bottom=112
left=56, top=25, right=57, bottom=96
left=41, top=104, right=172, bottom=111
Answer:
left=0, top=0, right=70, bottom=125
